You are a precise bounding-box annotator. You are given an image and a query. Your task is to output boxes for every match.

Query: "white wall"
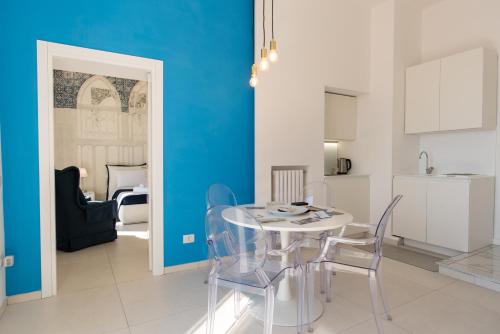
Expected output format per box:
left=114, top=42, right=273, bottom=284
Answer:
left=339, top=0, right=396, bottom=223
left=254, top=0, right=371, bottom=202
left=420, top=0, right=500, bottom=242
left=392, top=0, right=421, bottom=176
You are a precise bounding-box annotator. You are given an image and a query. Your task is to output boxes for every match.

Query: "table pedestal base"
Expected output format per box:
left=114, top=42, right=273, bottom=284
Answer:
left=248, top=294, right=324, bottom=327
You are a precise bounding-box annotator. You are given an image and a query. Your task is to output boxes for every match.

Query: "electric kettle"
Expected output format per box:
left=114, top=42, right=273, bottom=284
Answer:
left=337, top=158, right=352, bottom=174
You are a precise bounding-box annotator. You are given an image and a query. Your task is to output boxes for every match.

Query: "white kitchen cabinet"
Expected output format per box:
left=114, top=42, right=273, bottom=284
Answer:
left=325, top=175, right=369, bottom=223
left=405, top=60, right=441, bottom=134
left=325, top=93, right=357, bottom=141
left=440, top=48, right=497, bottom=131
left=426, top=180, right=469, bottom=251
left=393, top=177, right=427, bottom=243
left=392, top=175, right=494, bottom=252
left=404, top=47, right=497, bottom=134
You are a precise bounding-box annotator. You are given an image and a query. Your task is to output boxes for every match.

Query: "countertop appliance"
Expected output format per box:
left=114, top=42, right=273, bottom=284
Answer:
left=337, top=158, right=352, bottom=174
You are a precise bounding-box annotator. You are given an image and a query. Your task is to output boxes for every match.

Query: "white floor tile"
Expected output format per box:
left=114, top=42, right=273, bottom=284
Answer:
left=0, top=286, right=128, bottom=334
left=391, top=291, right=500, bottom=334
left=117, top=270, right=208, bottom=326
left=57, top=260, right=115, bottom=294
left=4, top=239, right=500, bottom=334
left=331, top=270, right=432, bottom=312
left=440, top=280, right=500, bottom=316
left=339, top=318, right=411, bottom=334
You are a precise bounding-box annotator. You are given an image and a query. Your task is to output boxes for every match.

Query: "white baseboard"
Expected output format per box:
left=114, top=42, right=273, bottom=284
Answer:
left=403, top=239, right=461, bottom=257
left=7, top=291, right=41, bottom=304
left=0, top=298, right=6, bottom=318
left=164, top=260, right=209, bottom=274
left=493, top=238, right=500, bottom=246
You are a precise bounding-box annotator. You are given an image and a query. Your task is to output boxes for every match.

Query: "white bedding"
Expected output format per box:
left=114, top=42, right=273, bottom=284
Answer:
left=115, top=188, right=149, bottom=225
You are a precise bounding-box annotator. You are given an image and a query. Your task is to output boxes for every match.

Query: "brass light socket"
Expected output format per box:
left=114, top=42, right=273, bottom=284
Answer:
left=261, top=48, right=268, bottom=58
left=270, top=39, right=277, bottom=51
left=251, top=64, right=257, bottom=76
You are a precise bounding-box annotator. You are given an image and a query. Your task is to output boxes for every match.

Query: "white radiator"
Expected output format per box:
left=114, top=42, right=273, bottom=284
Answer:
left=272, top=169, right=304, bottom=203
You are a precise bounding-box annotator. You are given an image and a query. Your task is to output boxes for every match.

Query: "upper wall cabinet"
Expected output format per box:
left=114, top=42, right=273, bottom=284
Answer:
left=440, top=48, right=498, bottom=131
left=405, top=47, right=497, bottom=134
left=325, top=93, right=357, bottom=141
left=405, top=60, right=441, bottom=134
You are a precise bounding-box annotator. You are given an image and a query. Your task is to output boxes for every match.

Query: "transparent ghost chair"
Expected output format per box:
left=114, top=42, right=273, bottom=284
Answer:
left=204, top=184, right=238, bottom=284
left=302, top=180, right=335, bottom=294
left=205, top=205, right=307, bottom=334
left=206, top=183, right=237, bottom=209
left=304, top=195, right=403, bottom=334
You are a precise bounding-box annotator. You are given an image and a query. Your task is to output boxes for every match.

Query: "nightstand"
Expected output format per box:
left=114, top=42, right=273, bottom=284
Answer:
left=83, top=191, right=95, bottom=201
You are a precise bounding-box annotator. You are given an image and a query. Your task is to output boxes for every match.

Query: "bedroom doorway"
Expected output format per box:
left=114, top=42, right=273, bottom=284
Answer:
left=37, top=41, right=164, bottom=298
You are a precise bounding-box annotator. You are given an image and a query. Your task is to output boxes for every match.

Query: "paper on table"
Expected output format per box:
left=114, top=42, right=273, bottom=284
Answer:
left=291, top=217, right=320, bottom=225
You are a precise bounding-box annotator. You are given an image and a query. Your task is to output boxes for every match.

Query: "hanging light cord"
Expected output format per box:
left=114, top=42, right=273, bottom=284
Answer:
left=263, top=0, right=266, bottom=47
left=271, top=0, right=274, bottom=39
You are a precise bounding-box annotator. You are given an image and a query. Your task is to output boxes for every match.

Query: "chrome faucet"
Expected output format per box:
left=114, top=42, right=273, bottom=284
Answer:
left=419, top=150, right=434, bottom=175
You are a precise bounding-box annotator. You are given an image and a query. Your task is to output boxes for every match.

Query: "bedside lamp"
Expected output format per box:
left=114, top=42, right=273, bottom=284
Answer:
left=79, top=167, right=88, bottom=192
left=79, top=167, right=88, bottom=179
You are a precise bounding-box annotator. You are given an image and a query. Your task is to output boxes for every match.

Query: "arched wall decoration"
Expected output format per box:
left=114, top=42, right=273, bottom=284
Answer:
left=53, top=71, right=148, bottom=200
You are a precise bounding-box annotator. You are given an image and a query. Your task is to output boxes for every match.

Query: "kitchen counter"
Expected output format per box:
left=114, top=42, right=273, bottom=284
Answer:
left=394, top=174, right=494, bottom=180
left=325, top=174, right=370, bottom=178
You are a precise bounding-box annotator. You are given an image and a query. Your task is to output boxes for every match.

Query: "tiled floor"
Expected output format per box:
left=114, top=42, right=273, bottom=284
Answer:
left=2, top=239, right=500, bottom=333
left=439, top=245, right=500, bottom=292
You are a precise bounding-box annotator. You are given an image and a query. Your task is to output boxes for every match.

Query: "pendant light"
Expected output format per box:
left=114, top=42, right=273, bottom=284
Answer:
left=269, top=0, right=278, bottom=62
left=249, top=64, right=258, bottom=87
left=259, top=0, right=269, bottom=71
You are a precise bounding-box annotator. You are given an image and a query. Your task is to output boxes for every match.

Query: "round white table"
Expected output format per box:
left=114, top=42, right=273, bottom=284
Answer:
left=222, top=205, right=353, bottom=327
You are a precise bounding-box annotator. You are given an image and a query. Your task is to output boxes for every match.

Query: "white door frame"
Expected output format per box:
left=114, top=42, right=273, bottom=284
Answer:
left=37, top=41, right=164, bottom=298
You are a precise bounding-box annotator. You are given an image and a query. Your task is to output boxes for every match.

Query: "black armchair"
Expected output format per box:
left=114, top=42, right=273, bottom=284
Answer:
left=55, top=166, right=117, bottom=252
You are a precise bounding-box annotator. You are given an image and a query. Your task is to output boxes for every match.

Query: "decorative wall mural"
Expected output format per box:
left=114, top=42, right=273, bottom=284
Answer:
left=53, top=70, right=148, bottom=200
left=53, top=69, right=141, bottom=112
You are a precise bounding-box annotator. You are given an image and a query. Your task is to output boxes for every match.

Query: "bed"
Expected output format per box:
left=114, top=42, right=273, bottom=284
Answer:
left=106, top=164, right=149, bottom=224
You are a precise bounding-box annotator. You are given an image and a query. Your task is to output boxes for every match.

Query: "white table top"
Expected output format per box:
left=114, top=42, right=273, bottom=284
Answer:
left=222, top=204, right=353, bottom=233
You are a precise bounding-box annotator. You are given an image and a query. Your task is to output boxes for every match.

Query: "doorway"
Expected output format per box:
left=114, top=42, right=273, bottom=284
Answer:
left=37, top=41, right=164, bottom=298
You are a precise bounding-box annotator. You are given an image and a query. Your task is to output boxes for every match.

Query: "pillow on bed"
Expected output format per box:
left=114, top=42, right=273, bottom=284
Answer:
left=106, top=164, right=147, bottom=200
left=116, top=169, right=148, bottom=188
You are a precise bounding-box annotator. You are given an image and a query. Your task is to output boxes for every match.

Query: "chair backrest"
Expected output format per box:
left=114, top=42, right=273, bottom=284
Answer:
left=206, top=184, right=237, bottom=210
left=304, top=180, right=332, bottom=207
left=374, top=194, right=403, bottom=256
left=205, top=205, right=268, bottom=278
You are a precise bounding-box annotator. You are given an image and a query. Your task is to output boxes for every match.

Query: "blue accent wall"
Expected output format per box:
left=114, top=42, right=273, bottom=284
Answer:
left=0, top=0, right=254, bottom=296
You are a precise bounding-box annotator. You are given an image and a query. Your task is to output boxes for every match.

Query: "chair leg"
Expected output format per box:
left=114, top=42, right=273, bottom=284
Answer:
left=206, top=277, right=218, bottom=334
left=204, top=259, right=211, bottom=284
left=234, top=290, right=242, bottom=319
left=264, top=286, right=275, bottom=334
left=320, top=263, right=326, bottom=294
left=368, top=271, right=384, bottom=334
left=307, top=265, right=315, bottom=333
left=375, top=271, right=392, bottom=321
left=297, top=266, right=305, bottom=334
left=325, top=269, right=332, bottom=303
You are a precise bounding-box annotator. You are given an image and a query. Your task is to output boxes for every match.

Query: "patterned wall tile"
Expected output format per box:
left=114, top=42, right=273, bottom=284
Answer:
left=53, top=69, right=141, bottom=112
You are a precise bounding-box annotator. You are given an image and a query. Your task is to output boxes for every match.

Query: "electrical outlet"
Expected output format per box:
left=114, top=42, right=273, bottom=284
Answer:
left=2, top=255, right=14, bottom=268
left=183, top=234, right=195, bottom=244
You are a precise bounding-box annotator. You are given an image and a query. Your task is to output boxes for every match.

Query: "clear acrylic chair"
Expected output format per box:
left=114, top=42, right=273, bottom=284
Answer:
left=205, top=205, right=307, bottom=334
left=305, top=195, right=403, bottom=334
left=303, top=180, right=334, bottom=294
left=206, top=183, right=237, bottom=209
left=204, top=184, right=238, bottom=284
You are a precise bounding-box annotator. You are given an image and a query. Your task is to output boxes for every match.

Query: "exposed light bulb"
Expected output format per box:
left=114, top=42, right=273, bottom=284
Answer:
left=269, top=39, right=278, bottom=62
left=249, top=64, right=258, bottom=87
left=249, top=76, right=258, bottom=88
left=260, top=48, right=269, bottom=71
